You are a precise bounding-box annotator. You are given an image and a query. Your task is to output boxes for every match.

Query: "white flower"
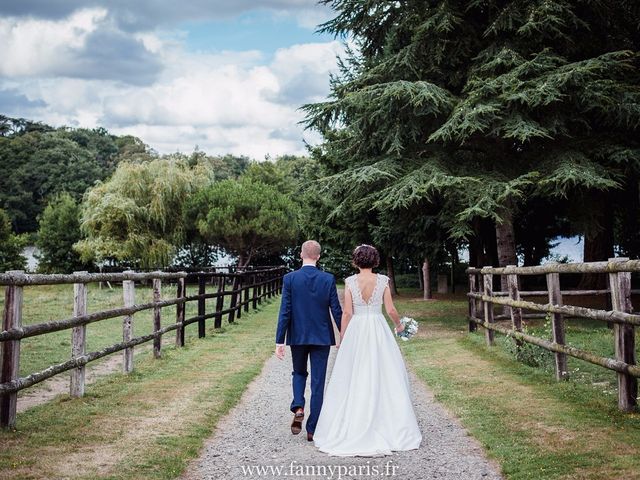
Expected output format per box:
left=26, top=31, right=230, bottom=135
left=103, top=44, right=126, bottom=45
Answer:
left=396, top=316, right=419, bottom=341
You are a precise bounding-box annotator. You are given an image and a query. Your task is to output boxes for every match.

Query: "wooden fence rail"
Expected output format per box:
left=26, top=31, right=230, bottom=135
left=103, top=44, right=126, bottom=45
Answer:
left=467, top=258, right=638, bottom=412
left=0, top=266, right=286, bottom=428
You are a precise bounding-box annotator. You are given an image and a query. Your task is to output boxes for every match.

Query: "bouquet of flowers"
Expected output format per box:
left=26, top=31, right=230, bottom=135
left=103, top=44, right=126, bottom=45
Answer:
left=395, top=316, right=418, bottom=341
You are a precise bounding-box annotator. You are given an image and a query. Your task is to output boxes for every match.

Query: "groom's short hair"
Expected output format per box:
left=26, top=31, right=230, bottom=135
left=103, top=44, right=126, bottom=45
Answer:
left=301, top=240, right=321, bottom=259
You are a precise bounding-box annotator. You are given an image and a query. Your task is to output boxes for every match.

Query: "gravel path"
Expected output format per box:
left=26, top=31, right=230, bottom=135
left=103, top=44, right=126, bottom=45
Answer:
left=181, top=345, right=503, bottom=480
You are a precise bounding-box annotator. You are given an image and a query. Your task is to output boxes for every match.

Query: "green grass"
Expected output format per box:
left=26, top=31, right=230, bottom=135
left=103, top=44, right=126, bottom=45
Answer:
left=3, top=284, right=640, bottom=479
left=0, top=292, right=279, bottom=480
left=0, top=281, right=246, bottom=378
left=394, top=289, right=640, bottom=480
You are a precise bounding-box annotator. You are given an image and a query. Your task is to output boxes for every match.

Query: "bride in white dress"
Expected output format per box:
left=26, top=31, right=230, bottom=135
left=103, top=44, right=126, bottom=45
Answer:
left=313, top=244, right=422, bottom=456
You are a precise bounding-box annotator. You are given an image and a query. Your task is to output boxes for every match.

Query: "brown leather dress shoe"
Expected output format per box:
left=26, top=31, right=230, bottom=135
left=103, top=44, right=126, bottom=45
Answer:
left=291, top=408, right=304, bottom=435
left=307, top=432, right=314, bottom=442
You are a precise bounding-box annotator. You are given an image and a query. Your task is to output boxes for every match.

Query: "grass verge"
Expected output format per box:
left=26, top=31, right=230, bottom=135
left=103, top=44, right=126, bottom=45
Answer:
left=0, top=282, right=239, bottom=378
left=0, top=296, right=279, bottom=480
left=395, top=290, right=640, bottom=480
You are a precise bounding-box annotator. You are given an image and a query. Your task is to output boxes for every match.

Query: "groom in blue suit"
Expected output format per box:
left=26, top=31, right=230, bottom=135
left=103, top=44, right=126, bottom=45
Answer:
left=275, top=240, right=342, bottom=441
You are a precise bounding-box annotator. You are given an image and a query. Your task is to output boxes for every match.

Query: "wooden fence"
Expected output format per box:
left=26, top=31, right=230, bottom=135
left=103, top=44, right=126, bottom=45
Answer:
left=0, top=266, right=286, bottom=428
left=467, top=258, right=638, bottom=412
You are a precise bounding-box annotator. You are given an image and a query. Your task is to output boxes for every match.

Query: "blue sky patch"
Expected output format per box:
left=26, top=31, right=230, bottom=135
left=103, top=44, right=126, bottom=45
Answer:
left=181, top=10, right=334, bottom=59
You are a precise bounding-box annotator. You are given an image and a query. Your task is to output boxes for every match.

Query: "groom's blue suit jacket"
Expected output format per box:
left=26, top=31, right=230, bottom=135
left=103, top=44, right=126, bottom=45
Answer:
left=276, top=265, right=342, bottom=345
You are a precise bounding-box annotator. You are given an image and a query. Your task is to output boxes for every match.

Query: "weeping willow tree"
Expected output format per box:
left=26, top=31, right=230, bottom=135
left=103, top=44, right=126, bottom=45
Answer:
left=74, top=159, right=214, bottom=268
left=304, top=0, right=640, bottom=279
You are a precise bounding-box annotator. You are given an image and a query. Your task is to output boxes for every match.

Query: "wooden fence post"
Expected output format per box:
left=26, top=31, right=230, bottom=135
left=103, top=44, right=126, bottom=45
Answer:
left=153, top=277, right=162, bottom=358
left=228, top=277, right=240, bottom=323
left=1, top=270, right=24, bottom=429
left=608, top=257, right=637, bottom=411
left=122, top=271, right=135, bottom=373
left=70, top=272, right=88, bottom=398
left=507, top=269, right=523, bottom=349
left=214, top=275, right=225, bottom=328
left=252, top=275, right=258, bottom=309
left=468, top=273, right=477, bottom=332
left=243, top=279, right=250, bottom=313
left=236, top=276, right=243, bottom=320
left=176, top=277, right=186, bottom=347
left=198, top=274, right=206, bottom=338
left=482, top=269, right=495, bottom=346
left=546, top=267, right=568, bottom=380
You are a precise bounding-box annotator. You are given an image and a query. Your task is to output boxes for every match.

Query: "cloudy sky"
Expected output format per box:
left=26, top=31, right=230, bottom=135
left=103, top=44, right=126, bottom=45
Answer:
left=0, top=1, right=344, bottom=158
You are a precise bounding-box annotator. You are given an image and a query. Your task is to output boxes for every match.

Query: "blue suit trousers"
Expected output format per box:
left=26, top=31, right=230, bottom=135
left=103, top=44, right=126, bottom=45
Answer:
left=289, top=344, right=330, bottom=434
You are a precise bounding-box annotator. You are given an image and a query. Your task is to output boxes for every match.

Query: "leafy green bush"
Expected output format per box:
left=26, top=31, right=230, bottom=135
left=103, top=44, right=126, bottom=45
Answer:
left=0, top=208, right=27, bottom=271
left=501, top=316, right=554, bottom=370
left=36, top=193, right=89, bottom=273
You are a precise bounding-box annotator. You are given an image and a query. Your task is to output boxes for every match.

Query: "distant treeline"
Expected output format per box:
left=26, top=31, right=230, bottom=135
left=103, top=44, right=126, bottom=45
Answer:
left=0, top=115, right=310, bottom=274
left=0, top=114, right=249, bottom=233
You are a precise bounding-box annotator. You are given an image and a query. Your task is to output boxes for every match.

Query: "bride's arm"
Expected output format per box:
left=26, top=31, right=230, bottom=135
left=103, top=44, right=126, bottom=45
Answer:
left=340, top=285, right=354, bottom=341
left=383, top=286, right=404, bottom=333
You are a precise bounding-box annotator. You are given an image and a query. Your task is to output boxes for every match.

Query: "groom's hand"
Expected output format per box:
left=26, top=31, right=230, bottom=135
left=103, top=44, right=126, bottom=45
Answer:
left=275, top=344, right=285, bottom=360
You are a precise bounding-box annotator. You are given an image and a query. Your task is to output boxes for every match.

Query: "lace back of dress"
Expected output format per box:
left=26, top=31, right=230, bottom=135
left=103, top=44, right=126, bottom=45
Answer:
left=347, top=274, right=388, bottom=306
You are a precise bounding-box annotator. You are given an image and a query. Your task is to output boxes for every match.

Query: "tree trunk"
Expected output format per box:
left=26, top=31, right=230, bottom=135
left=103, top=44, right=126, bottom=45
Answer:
left=418, top=262, right=424, bottom=290
left=470, top=217, right=499, bottom=269
left=578, top=196, right=614, bottom=289
left=470, top=217, right=484, bottom=267
left=422, top=258, right=432, bottom=300
left=469, top=242, right=478, bottom=269
left=496, top=203, right=518, bottom=314
left=238, top=250, right=253, bottom=269
left=496, top=205, right=518, bottom=290
left=449, top=246, right=459, bottom=294
left=386, top=255, right=398, bottom=295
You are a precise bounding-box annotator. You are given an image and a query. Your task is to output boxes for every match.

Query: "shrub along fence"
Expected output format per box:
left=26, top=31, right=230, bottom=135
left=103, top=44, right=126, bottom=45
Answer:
left=467, top=258, right=638, bottom=412
left=0, top=266, right=286, bottom=428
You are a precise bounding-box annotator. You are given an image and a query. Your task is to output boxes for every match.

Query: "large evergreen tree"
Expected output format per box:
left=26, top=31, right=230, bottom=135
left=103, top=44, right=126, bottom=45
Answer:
left=305, top=1, right=640, bottom=282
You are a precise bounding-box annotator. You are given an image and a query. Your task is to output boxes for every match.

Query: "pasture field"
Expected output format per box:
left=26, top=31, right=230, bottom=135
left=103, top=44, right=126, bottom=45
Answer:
left=1, top=286, right=639, bottom=479
left=0, top=281, right=235, bottom=378
left=396, top=291, right=640, bottom=480
left=0, top=284, right=277, bottom=480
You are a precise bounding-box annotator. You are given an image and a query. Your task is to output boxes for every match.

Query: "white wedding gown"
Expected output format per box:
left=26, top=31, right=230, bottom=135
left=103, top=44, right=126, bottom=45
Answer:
left=313, top=273, right=422, bottom=456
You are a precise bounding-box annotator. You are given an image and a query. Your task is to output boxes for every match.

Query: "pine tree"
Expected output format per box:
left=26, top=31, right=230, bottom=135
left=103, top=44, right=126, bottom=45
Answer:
left=305, top=0, right=640, bottom=273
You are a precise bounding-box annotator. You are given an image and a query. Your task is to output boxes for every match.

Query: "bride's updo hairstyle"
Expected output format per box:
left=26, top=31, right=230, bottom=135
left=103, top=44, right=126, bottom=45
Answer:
left=352, top=244, right=380, bottom=269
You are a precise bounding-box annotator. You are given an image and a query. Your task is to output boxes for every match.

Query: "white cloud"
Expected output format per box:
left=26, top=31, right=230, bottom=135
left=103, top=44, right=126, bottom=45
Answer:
left=100, top=40, right=343, bottom=157
left=0, top=8, right=162, bottom=84
left=0, top=8, right=105, bottom=77
left=0, top=1, right=334, bottom=32
left=0, top=5, right=343, bottom=159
